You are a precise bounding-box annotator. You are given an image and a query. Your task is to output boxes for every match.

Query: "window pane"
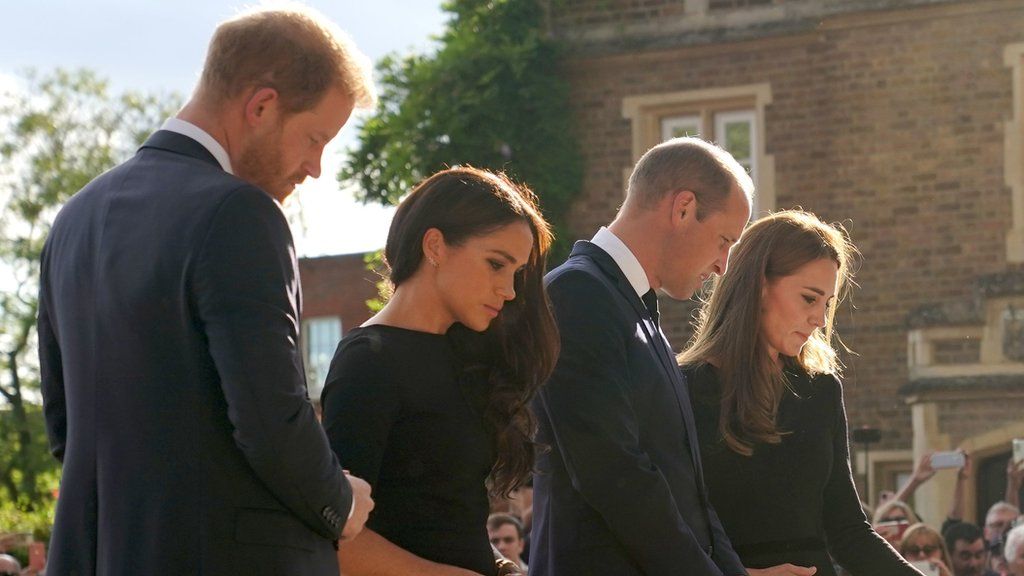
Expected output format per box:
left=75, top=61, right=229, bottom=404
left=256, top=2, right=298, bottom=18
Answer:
left=722, top=120, right=752, bottom=162
left=661, top=115, right=701, bottom=142
left=713, top=109, right=758, bottom=217
left=303, top=316, right=342, bottom=398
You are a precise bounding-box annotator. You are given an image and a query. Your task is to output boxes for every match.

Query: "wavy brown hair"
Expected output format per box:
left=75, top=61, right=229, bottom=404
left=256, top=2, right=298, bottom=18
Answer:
left=677, top=210, right=857, bottom=456
left=386, top=166, right=559, bottom=497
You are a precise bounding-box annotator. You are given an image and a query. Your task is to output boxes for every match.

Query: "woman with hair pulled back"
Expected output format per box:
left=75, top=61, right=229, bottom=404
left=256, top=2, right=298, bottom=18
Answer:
left=679, top=210, right=923, bottom=576
left=320, top=167, right=558, bottom=576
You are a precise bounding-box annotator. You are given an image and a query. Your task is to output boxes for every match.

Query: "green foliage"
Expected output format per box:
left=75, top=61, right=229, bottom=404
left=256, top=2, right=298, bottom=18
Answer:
left=340, top=0, right=582, bottom=262
left=0, top=69, right=180, bottom=510
left=363, top=250, right=391, bottom=313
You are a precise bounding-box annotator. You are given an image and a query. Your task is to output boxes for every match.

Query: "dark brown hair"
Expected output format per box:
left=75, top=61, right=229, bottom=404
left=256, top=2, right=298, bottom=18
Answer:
left=196, top=4, right=375, bottom=112
left=386, top=166, right=559, bottom=497
left=678, top=210, right=857, bottom=455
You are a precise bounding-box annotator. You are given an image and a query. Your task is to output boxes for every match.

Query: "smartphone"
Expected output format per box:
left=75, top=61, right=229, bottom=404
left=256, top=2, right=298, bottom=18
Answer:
left=876, top=519, right=911, bottom=540
left=1013, top=438, right=1024, bottom=465
left=930, top=450, right=965, bottom=469
left=909, top=560, right=941, bottom=576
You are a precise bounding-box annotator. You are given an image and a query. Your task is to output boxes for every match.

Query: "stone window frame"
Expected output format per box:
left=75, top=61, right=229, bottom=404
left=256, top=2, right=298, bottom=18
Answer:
left=622, top=83, right=775, bottom=218
left=1005, top=42, right=1024, bottom=262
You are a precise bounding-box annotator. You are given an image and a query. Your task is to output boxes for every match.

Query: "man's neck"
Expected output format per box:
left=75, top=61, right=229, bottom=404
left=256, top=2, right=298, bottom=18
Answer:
left=176, top=100, right=237, bottom=167
left=607, top=217, right=662, bottom=291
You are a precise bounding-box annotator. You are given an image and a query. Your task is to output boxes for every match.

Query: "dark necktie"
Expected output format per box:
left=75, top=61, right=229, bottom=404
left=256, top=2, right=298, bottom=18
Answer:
left=642, top=289, right=660, bottom=328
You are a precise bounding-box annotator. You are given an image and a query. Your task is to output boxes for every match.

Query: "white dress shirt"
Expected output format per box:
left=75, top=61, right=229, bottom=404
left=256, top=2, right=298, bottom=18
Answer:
left=590, top=226, right=650, bottom=299
left=160, top=118, right=233, bottom=174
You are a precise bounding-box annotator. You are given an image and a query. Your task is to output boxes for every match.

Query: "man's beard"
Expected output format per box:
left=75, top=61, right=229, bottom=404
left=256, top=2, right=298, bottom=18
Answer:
left=237, top=130, right=300, bottom=201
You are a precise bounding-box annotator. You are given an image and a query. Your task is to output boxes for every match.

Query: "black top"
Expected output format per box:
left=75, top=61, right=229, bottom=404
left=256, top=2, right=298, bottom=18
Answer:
left=684, top=363, right=921, bottom=576
left=321, top=325, right=497, bottom=576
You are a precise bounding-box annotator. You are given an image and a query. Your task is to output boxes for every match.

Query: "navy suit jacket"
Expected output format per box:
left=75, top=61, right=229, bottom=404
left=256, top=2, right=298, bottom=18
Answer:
left=37, top=131, right=350, bottom=576
left=530, top=241, right=745, bottom=576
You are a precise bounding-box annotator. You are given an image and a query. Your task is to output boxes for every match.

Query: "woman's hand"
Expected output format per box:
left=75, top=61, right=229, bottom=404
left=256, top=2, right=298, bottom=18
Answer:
left=747, top=564, right=817, bottom=576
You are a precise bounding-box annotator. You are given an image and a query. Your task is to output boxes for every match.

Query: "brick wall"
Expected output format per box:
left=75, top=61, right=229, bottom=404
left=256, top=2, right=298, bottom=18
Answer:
left=553, top=0, right=1024, bottom=450
left=299, top=253, right=380, bottom=333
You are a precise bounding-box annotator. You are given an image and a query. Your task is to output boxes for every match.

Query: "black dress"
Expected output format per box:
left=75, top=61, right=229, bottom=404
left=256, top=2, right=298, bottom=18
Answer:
left=321, top=325, right=497, bottom=576
left=684, top=363, right=921, bottom=576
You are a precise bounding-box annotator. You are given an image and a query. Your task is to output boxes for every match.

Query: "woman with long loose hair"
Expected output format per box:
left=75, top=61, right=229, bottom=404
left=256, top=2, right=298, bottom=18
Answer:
left=320, top=167, right=559, bottom=576
left=678, top=210, right=923, bottom=576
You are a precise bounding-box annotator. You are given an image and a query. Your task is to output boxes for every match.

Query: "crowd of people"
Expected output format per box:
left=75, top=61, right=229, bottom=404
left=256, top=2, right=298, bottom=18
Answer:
left=27, top=2, right=1024, bottom=576
left=475, top=457, right=1024, bottom=576
left=859, top=453, right=1024, bottom=576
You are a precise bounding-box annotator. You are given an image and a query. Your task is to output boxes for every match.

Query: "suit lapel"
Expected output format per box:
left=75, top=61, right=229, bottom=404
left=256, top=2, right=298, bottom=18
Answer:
left=571, top=241, right=708, bottom=489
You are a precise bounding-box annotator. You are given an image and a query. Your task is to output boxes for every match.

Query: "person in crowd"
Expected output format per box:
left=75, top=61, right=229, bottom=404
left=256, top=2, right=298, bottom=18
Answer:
left=488, top=514, right=528, bottom=572
left=531, top=137, right=752, bottom=576
left=900, top=523, right=954, bottom=576
left=1004, top=525, right=1024, bottom=576
left=0, top=554, right=20, bottom=576
left=679, top=209, right=924, bottom=576
left=986, top=503, right=1022, bottom=548
left=321, top=167, right=559, bottom=576
left=874, top=500, right=922, bottom=547
left=944, top=522, right=993, bottom=576
left=36, top=5, right=375, bottom=575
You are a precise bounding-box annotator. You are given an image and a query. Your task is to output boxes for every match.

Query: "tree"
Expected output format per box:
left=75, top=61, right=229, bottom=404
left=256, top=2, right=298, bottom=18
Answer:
left=0, top=69, right=180, bottom=512
left=340, top=0, right=582, bottom=261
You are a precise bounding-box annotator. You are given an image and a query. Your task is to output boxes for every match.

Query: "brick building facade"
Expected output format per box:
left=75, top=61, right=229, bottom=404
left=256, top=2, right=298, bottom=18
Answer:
left=298, top=253, right=379, bottom=400
left=546, top=0, right=1024, bottom=524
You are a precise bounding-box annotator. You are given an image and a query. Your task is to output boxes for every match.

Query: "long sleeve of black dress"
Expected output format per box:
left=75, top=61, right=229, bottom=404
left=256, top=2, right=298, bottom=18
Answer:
left=821, top=377, right=921, bottom=575
left=320, top=326, right=497, bottom=576
left=685, top=364, right=922, bottom=576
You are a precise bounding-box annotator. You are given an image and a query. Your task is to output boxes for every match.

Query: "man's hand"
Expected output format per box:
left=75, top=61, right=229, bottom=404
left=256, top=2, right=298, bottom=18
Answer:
left=341, top=472, right=374, bottom=541
left=747, top=564, right=817, bottom=576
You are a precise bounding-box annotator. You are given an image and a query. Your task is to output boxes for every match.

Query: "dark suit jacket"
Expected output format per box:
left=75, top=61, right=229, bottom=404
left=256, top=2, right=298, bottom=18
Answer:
left=37, top=130, right=350, bottom=576
left=530, top=241, right=745, bottom=576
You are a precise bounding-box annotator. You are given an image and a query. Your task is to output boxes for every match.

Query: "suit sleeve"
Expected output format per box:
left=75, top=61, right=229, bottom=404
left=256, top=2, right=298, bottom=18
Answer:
left=708, top=499, right=747, bottom=574
left=37, top=241, right=67, bottom=463
left=193, top=186, right=351, bottom=540
left=822, top=377, right=922, bottom=576
left=538, top=269, right=727, bottom=575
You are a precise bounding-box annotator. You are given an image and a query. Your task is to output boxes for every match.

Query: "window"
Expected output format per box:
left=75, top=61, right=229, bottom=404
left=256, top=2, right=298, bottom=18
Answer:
left=623, top=83, right=774, bottom=218
left=303, top=316, right=342, bottom=400
left=660, top=109, right=758, bottom=188
left=1004, top=43, right=1024, bottom=262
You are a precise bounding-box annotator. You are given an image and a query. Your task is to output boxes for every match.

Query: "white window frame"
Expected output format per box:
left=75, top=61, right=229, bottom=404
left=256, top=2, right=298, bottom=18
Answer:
left=302, top=316, right=343, bottom=401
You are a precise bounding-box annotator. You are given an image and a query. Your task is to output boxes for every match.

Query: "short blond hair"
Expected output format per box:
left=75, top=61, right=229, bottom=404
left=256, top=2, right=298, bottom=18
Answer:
left=197, top=2, right=375, bottom=112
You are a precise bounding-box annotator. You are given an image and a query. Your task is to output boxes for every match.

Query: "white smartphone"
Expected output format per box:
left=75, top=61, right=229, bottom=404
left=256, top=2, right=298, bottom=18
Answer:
left=909, top=560, right=941, bottom=576
left=930, top=451, right=965, bottom=469
left=1013, top=438, right=1024, bottom=465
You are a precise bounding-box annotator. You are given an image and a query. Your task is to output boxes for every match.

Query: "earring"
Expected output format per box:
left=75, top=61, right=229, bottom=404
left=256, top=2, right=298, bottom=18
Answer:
left=427, top=256, right=438, bottom=268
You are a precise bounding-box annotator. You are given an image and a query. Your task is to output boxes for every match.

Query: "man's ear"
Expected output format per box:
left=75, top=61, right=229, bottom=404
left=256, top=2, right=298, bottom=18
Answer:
left=671, top=190, right=698, bottom=228
left=243, top=87, right=280, bottom=128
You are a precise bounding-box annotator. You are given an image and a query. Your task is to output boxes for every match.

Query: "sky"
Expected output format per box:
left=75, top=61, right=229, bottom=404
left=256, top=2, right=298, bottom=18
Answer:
left=0, top=0, right=448, bottom=256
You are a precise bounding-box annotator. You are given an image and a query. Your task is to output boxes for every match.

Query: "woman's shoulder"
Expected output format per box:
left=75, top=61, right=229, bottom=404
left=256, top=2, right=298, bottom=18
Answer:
left=681, top=361, right=722, bottom=402
left=785, top=366, right=843, bottom=402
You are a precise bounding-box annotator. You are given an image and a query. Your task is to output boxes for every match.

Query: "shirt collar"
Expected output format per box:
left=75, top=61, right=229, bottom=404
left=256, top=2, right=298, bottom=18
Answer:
left=591, top=227, right=651, bottom=298
left=160, top=118, right=233, bottom=174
